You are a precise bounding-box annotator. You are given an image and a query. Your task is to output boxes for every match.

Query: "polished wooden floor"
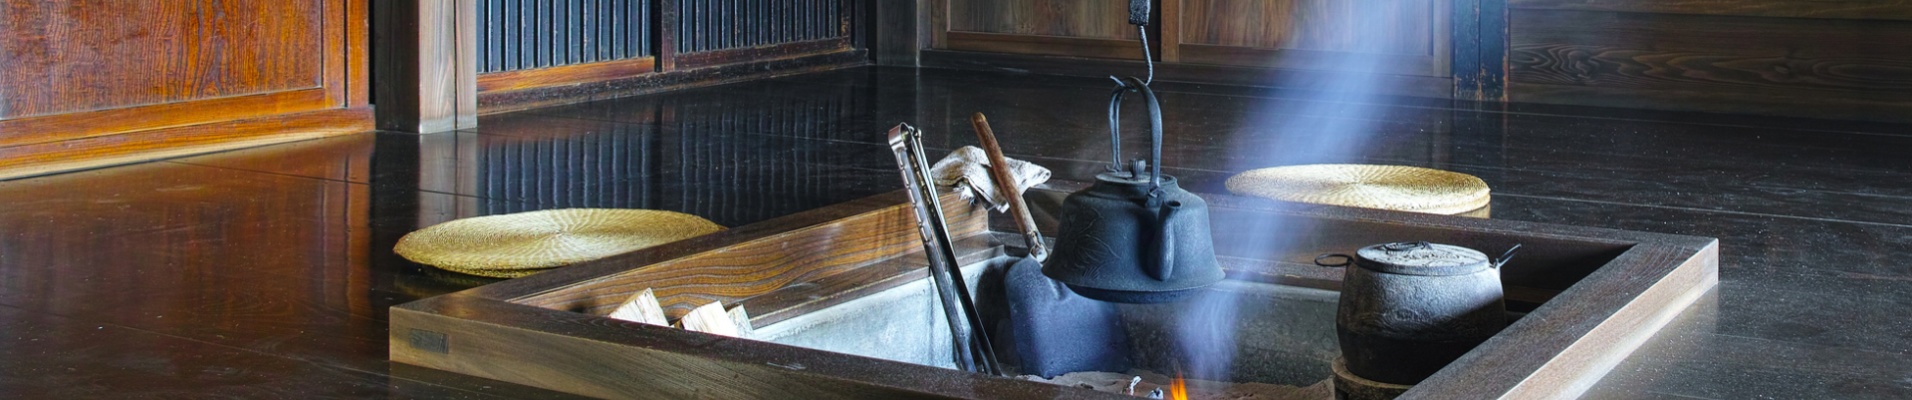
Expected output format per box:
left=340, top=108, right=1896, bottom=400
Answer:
left=2, top=67, right=1909, bottom=399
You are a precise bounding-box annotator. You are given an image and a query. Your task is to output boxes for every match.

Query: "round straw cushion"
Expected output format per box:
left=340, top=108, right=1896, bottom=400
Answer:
left=394, top=209, right=724, bottom=276
left=1226, top=164, right=1490, bottom=215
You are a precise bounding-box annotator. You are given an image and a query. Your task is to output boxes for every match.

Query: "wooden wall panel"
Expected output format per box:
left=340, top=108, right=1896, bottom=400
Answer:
left=948, top=0, right=1139, bottom=40
left=1183, top=0, right=1436, bottom=55
left=1507, top=7, right=1912, bottom=121
left=0, top=0, right=370, bottom=180
left=1181, top=0, right=1295, bottom=48
left=1511, top=0, right=1912, bottom=21
left=0, top=0, right=326, bottom=119
left=934, top=0, right=1452, bottom=79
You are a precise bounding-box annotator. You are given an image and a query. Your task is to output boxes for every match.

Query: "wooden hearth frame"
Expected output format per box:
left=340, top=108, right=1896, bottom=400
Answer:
left=389, top=188, right=1717, bottom=399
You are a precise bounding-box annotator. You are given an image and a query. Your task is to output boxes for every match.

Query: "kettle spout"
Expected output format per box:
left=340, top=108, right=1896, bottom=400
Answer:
left=1146, top=201, right=1182, bottom=281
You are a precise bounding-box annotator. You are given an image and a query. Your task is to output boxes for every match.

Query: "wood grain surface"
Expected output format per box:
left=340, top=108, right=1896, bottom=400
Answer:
left=1408, top=242, right=1718, bottom=399
left=672, top=39, right=854, bottom=70
left=920, top=49, right=1455, bottom=98
left=931, top=0, right=1454, bottom=87
left=0, top=90, right=331, bottom=148
left=1180, top=0, right=1441, bottom=56
left=374, top=0, right=475, bottom=133
left=476, top=57, right=658, bottom=92
left=511, top=189, right=987, bottom=321
left=948, top=0, right=1139, bottom=40
left=0, top=107, right=372, bottom=181
left=0, top=0, right=371, bottom=178
left=0, top=0, right=325, bottom=119
left=1508, top=8, right=1912, bottom=121
left=943, top=32, right=1147, bottom=60
left=1512, top=0, right=1912, bottom=21
left=477, top=49, right=868, bottom=114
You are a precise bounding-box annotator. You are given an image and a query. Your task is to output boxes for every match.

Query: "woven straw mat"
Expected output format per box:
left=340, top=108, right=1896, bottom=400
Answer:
left=1225, top=164, right=1490, bottom=215
left=395, top=209, right=724, bottom=278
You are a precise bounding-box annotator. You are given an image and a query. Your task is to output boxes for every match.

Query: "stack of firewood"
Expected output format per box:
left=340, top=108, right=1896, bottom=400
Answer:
left=606, top=288, right=754, bottom=338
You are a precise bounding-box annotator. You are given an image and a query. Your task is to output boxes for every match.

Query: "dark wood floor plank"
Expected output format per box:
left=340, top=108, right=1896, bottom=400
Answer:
left=1584, top=293, right=1912, bottom=399
left=0, top=304, right=514, bottom=399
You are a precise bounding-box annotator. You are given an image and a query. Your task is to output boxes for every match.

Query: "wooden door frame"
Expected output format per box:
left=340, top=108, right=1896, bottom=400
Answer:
left=1453, top=0, right=1509, bottom=102
left=375, top=0, right=479, bottom=133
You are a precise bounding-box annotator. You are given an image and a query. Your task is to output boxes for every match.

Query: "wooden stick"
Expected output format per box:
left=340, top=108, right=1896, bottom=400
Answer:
left=970, top=113, right=1048, bottom=262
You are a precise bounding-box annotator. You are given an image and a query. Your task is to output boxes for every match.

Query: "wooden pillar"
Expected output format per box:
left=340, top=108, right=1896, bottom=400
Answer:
left=871, top=0, right=923, bottom=66
left=1159, top=0, right=1180, bottom=63
left=657, top=0, right=678, bottom=72
left=375, top=0, right=478, bottom=133
left=1453, top=0, right=1508, bottom=103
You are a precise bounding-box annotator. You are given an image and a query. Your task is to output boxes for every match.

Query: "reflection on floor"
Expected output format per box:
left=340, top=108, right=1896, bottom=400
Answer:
left=2, top=66, right=1910, bottom=398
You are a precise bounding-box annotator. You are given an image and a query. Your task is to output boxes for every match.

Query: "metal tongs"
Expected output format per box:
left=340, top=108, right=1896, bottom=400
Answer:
left=886, top=123, right=1002, bottom=375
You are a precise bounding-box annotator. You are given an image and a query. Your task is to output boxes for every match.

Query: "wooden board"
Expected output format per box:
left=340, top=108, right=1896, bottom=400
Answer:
left=375, top=0, right=478, bottom=133
left=391, top=187, right=1718, bottom=399
left=920, top=49, right=1455, bottom=99
left=0, top=107, right=371, bottom=181
left=1506, top=4, right=1912, bottom=122
left=477, top=49, right=869, bottom=115
left=948, top=0, right=1139, bottom=40
left=1511, top=0, right=1912, bottom=21
left=929, top=0, right=1459, bottom=92
left=0, top=0, right=371, bottom=179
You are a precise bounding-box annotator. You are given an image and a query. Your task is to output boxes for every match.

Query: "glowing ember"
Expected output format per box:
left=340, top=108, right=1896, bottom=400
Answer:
left=1170, top=372, right=1189, bottom=400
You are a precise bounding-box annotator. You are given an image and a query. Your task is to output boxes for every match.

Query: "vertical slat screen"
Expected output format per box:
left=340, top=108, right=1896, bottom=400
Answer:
left=470, top=82, right=867, bottom=228
left=665, top=86, right=865, bottom=226
left=478, top=0, right=653, bottom=73
left=478, top=126, right=657, bottom=214
left=676, top=0, right=846, bottom=53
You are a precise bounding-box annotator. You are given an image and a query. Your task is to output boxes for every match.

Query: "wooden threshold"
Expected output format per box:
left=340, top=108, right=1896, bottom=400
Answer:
left=673, top=39, right=854, bottom=70
left=0, top=107, right=373, bottom=181
left=477, top=49, right=869, bottom=115
left=478, top=57, right=659, bottom=93
left=943, top=31, right=1149, bottom=60
left=0, top=89, right=333, bottom=148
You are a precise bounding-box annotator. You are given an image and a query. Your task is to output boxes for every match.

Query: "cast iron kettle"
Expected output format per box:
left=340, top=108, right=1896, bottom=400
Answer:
left=1042, top=76, right=1224, bottom=304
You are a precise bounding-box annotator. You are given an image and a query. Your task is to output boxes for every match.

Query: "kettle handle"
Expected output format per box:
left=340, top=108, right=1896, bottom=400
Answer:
left=1107, top=76, right=1165, bottom=196
left=1146, top=201, right=1182, bottom=281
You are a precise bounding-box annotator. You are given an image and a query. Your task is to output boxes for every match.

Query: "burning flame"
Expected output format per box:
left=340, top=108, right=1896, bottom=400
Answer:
left=1169, top=372, right=1189, bottom=400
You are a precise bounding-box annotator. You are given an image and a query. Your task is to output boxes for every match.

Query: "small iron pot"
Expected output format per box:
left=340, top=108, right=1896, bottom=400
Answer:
left=1317, top=241, right=1517, bottom=385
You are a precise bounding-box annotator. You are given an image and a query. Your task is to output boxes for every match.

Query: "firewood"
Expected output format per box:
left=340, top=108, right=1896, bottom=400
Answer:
left=606, top=288, right=669, bottom=326
left=679, top=301, right=740, bottom=337
left=727, top=305, right=755, bottom=337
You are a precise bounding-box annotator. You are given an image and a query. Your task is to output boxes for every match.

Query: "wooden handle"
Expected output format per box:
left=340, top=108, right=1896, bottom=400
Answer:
left=970, top=113, right=1048, bottom=262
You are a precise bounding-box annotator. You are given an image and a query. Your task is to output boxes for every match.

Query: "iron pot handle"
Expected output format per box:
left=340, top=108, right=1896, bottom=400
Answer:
left=1315, top=254, right=1354, bottom=268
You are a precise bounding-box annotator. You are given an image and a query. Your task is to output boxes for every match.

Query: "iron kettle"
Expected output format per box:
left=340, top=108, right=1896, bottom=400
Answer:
left=1043, top=76, right=1224, bottom=304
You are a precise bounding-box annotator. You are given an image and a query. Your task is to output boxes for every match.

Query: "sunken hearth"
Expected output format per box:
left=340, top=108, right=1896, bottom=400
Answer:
left=390, top=185, right=1714, bottom=399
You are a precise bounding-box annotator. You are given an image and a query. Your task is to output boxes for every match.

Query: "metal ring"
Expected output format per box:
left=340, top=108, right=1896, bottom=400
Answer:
left=1315, top=254, right=1354, bottom=268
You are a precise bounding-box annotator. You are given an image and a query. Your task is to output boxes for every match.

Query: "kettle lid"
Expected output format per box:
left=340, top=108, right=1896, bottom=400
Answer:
left=1355, top=241, right=1490, bottom=276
